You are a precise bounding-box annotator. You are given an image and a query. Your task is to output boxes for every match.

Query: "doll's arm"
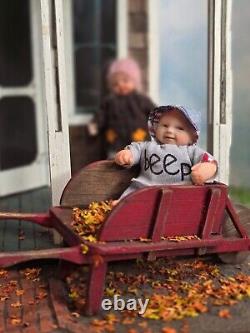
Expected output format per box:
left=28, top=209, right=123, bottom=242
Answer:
left=115, top=149, right=133, bottom=166
left=114, top=141, right=146, bottom=166
left=191, top=161, right=217, bottom=185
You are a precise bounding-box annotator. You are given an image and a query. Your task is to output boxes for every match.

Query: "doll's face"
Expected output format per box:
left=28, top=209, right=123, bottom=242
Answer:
left=110, top=72, right=136, bottom=96
left=155, top=110, right=196, bottom=145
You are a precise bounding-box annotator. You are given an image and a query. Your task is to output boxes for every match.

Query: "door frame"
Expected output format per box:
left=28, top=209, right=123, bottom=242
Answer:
left=207, top=0, right=232, bottom=184
left=39, top=0, right=71, bottom=206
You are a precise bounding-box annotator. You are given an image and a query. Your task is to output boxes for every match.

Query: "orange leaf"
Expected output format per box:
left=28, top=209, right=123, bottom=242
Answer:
left=218, top=309, right=231, bottom=318
left=162, top=327, right=177, bottom=333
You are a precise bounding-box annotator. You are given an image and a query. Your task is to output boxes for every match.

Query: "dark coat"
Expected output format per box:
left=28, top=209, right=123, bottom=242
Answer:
left=94, top=91, right=156, bottom=155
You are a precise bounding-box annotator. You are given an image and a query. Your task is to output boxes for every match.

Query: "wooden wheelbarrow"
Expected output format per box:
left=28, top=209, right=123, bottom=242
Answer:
left=0, top=160, right=250, bottom=315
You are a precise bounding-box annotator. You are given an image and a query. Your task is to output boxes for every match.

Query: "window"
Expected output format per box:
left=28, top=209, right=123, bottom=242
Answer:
left=73, top=0, right=117, bottom=116
left=0, top=0, right=32, bottom=86
left=149, top=0, right=208, bottom=149
left=0, top=97, right=37, bottom=170
left=0, top=0, right=37, bottom=172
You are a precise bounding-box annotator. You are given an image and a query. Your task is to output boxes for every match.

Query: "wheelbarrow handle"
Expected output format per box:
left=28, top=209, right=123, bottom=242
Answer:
left=0, top=211, right=52, bottom=227
left=0, top=245, right=86, bottom=268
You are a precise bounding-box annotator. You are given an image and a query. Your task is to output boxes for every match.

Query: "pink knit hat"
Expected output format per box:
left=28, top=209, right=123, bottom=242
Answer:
left=107, top=58, right=142, bottom=91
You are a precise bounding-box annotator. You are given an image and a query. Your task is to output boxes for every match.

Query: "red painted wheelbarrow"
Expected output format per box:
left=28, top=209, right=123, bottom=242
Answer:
left=0, top=160, right=250, bottom=315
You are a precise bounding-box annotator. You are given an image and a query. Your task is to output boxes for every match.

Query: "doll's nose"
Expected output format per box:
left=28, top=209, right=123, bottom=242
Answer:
left=166, top=126, right=174, bottom=134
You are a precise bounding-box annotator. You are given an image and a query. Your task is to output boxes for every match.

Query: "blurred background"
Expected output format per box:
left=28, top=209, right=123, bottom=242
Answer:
left=0, top=0, right=250, bottom=210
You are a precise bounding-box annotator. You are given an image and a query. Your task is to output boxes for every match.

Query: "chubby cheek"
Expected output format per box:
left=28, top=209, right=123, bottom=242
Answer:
left=177, top=133, right=192, bottom=145
left=155, top=128, right=164, bottom=140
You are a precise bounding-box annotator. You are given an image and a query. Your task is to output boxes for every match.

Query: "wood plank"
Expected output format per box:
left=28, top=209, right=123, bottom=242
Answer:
left=31, top=187, right=55, bottom=250
left=201, top=188, right=222, bottom=239
left=48, top=278, right=70, bottom=329
left=49, top=278, right=89, bottom=333
left=18, top=191, right=36, bottom=251
left=4, top=269, right=22, bottom=333
left=0, top=266, right=8, bottom=333
left=19, top=270, right=39, bottom=333
left=0, top=197, right=9, bottom=252
left=3, top=196, right=20, bottom=252
left=36, top=274, right=58, bottom=333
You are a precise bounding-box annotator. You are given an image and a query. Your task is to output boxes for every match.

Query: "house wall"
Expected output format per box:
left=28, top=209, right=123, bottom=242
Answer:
left=69, top=0, right=149, bottom=174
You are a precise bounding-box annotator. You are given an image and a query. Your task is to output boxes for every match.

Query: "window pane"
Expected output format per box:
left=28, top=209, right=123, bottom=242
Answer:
left=230, top=0, right=250, bottom=190
left=73, top=0, right=116, bottom=114
left=0, top=97, right=37, bottom=170
left=75, top=47, right=101, bottom=110
left=158, top=0, right=208, bottom=149
left=73, top=0, right=97, bottom=44
left=0, top=0, right=32, bottom=86
left=101, top=0, right=116, bottom=43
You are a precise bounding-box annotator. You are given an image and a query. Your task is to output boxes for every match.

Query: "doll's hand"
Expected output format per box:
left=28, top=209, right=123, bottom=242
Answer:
left=114, top=149, right=133, bottom=166
left=191, top=161, right=217, bottom=185
left=87, top=122, right=98, bottom=136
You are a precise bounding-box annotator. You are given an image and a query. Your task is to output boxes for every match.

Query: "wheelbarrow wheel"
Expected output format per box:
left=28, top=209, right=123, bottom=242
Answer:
left=218, top=203, right=250, bottom=264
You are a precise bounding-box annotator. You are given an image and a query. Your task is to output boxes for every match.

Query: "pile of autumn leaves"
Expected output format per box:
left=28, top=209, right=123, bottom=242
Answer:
left=67, top=258, right=250, bottom=322
left=71, top=201, right=113, bottom=253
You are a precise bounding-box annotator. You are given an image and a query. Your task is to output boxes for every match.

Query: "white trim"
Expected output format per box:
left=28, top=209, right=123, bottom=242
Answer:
left=0, top=164, right=48, bottom=196
left=69, top=114, right=93, bottom=125
left=212, top=0, right=232, bottom=184
left=40, top=0, right=71, bottom=206
left=117, top=0, right=128, bottom=58
left=63, top=0, right=76, bottom=124
left=148, top=0, right=159, bottom=101
left=31, top=0, right=50, bottom=184
left=212, top=0, right=222, bottom=165
left=0, top=86, right=35, bottom=98
left=219, top=0, right=232, bottom=184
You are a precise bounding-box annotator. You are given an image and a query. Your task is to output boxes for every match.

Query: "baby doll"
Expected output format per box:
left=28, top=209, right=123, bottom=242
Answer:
left=88, top=58, right=156, bottom=158
left=113, top=105, right=217, bottom=204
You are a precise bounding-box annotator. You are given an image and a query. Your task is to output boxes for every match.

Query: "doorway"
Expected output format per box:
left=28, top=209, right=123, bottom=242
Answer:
left=0, top=0, right=49, bottom=196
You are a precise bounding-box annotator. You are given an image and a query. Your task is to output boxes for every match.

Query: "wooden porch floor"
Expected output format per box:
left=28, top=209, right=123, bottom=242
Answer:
left=0, top=187, right=94, bottom=332
left=0, top=188, right=92, bottom=332
left=0, top=187, right=54, bottom=252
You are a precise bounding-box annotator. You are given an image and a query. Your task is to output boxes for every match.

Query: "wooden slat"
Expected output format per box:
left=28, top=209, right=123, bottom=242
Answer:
left=201, top=188, right=222, bottom=239
left=19, top=271, right=39, bottom=333
left=37, top=277, right=58, bottom=333
left=3, top=196, right=20, bottom=252
left=0, top=267, right=7, bottom=333
left=89, top=238, right=220, bottom=256
left=48, top=278, right=70, bottom=329
left=30, top=187, right=55, bottom=250
left=49, top=278, right=90, bottom=332
left=4, top=270, right=22, bottom=333
left=0, top=197, right=9, bottom=252
left=19, top=191, right=36, bottom=251
left=150, top=189, right=173, bottom=241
